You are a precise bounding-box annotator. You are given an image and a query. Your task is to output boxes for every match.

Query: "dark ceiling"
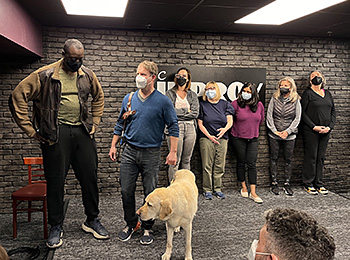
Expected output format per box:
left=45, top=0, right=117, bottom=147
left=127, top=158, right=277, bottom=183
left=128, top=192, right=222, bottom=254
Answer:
left=17, top=0, right=350, bottom=38
left=4, top=0, right=350, bottom=57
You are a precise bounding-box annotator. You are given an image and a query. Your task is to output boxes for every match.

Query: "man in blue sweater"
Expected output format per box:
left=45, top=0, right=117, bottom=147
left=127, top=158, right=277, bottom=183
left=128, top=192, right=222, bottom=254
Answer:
left=109, top=60, right=179, bottom=245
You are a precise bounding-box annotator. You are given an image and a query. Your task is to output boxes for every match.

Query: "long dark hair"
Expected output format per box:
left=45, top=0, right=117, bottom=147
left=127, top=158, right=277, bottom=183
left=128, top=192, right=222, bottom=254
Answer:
left=174, top=67, right=192, bottom=91
left=237, top=82, right=259, bottom=113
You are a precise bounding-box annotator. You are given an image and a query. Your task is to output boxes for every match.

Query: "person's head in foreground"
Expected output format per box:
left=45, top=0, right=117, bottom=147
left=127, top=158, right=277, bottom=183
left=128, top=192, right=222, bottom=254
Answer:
left=248, top=208, right=335, bottom=260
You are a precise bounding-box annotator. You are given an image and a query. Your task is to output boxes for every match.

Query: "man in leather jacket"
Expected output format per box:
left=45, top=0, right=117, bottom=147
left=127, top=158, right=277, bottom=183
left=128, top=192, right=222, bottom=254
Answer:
left=9, top=39, right=109, bottom=248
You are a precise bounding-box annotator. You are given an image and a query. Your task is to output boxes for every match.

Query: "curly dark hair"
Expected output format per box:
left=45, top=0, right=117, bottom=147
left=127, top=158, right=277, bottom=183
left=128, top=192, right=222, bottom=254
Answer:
left=237, top=82, right=259, bottom=112
left=265, top=208, right=335, bottom=260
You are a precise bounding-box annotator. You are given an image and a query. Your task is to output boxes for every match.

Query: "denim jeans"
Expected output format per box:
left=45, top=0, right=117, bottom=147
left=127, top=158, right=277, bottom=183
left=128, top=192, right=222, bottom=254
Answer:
left=230, top=136, right=258, bottom=185
left=166, top=121, right=196, bottom=183
left=269, top=136, right=296, bottom=184
left=120, top=143, right=160, bottom=230
left=199, top=137, right=228, bottom=193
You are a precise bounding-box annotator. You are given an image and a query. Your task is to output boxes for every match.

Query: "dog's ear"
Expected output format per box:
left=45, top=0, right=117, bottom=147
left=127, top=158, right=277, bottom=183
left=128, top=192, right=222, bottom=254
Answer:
left=159, top=199, right=172, bottom=220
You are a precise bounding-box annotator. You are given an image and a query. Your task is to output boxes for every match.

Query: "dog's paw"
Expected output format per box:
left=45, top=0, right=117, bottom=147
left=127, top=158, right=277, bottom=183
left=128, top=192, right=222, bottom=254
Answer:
left=184, top=257, right=193, bottom=260
left=174, top=226, right=180, bottom=233
left=162, top=253, right=171, bottom=260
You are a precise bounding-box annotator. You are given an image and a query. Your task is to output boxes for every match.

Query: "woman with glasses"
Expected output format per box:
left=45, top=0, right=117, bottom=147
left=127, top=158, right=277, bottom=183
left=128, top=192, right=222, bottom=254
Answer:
left=165, top=68, right=199, bottom=183
left=266, top=77, right=301, bottom=196
left=198, top=81, right=234, bottom=200
left=230, top=82, right=265, bottom=203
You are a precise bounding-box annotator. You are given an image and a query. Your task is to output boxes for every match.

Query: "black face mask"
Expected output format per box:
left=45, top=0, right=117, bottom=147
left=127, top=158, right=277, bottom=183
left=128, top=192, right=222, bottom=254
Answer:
left=177, top=76, right=187, bottom=87
left=311, top=76, right=323, bottom=86
left=280, top=87, right=290, bottom=96
left=65, top=58, right=83, bottom=72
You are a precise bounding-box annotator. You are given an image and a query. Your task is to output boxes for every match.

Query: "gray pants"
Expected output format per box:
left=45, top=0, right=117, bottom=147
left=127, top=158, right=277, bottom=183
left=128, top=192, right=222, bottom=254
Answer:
left=166, top=121, right=196, bottom=183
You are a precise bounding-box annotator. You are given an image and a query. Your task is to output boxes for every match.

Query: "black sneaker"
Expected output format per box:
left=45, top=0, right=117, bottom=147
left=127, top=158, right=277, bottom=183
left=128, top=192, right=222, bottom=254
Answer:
left=118, top=221, right=141, bottom=242
left=82, top=218, right=110, bottom=240
left=46, top=225, right=63, bottom=249
left=140, top=229, right=154, bottom=245
left=270, top=183, right=280, bottom=195
left=283, top=183, right=294, bottom=196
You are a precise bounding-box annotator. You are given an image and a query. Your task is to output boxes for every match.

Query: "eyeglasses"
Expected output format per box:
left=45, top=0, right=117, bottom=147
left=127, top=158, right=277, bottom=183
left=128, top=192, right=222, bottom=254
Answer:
left=175, top=74, right=187, bottom=79
left=205, top=87, right=215, bottom=90
left=256, top=252, right=272, bottom=256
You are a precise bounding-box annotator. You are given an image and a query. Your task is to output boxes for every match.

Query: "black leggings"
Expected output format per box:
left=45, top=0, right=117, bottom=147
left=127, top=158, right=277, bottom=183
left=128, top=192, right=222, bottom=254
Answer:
left=230, top=137, right=258, bottom=185
left=269, top=137, right=296, bottom=184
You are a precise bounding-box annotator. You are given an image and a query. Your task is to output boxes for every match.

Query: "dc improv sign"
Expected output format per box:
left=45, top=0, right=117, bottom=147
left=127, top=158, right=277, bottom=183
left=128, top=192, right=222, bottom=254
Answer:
left=157, top=66, right=266, bottom=104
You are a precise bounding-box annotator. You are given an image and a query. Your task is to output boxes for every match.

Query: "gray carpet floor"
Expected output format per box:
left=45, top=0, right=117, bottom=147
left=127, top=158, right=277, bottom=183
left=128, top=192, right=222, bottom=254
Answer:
left=1, top=188, right=349, bottom=260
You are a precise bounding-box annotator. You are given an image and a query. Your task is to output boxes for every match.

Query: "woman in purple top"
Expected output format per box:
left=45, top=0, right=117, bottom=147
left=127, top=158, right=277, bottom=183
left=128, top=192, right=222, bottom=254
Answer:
left=230, top=82, right=265, bottom=203
left=198, top=81, right=234, bottom=200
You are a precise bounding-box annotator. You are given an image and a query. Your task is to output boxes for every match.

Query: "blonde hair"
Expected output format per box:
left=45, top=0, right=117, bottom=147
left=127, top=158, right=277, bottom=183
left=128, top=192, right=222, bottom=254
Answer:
left=138, top=60, right=158, bottom=76
left=273, top=77, right=300, bottom=103
left=203, top=81, right=221, bottom=102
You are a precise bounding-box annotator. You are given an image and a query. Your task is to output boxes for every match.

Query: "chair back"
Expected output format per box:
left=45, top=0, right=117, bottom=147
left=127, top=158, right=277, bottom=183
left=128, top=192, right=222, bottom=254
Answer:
left=23, top=157, right=45, bottom=184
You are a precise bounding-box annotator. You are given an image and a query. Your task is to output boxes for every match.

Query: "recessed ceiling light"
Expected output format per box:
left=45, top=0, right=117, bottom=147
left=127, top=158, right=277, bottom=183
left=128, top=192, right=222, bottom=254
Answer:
left=61, top=0, right=128, bottom=18
left=235, top=0, right=346, bottom=25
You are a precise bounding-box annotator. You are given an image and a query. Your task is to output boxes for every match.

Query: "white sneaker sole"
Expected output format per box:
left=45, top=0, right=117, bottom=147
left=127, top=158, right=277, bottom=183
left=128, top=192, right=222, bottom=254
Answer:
left=82, top=223, right=109, bottom=240
left=140, top=238, right=154, bottom=245
left=118, top=230, right=134, bottom=242
left=46, top=230, right=63, bottom=249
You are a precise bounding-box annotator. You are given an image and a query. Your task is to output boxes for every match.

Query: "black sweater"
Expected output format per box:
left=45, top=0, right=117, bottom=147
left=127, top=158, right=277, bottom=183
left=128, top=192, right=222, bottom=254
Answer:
left=301, top=88, right=336, bottom=131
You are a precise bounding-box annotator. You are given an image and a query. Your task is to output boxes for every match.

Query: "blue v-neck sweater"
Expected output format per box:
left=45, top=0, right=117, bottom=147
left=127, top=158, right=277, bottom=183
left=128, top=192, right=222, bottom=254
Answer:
left=114, top=90, right=179, bottom=148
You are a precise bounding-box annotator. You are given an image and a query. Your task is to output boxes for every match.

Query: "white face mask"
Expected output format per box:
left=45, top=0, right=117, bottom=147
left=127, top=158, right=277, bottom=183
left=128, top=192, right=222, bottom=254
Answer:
left=242, top=92, right=252, bottom=101
left=135, top=75, right=152, bottom=89
left=247, top=239, right=274, bottom=260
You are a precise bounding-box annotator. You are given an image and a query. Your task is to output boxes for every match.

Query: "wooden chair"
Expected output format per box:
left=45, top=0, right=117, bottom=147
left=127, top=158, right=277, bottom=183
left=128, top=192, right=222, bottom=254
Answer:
left=12, top=157, right=47, bottom=239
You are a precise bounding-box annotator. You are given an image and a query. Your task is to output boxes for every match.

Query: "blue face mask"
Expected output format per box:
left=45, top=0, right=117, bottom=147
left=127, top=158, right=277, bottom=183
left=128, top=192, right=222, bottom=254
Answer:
left=205, top=89, right=216, bottom=99
left=242, top=92, right=252, bottom=100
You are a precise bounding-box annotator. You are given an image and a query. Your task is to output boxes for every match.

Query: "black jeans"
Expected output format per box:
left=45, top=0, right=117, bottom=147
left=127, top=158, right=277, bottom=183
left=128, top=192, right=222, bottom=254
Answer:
left=120, top=143, right=160, bottom=230
left=302, top=128, right=330, bottom=188
left=269, top=136, right=296, bottom=184
left=230, top=137, right=258, bottom=185
left=41, top=124, right=99, bottom=226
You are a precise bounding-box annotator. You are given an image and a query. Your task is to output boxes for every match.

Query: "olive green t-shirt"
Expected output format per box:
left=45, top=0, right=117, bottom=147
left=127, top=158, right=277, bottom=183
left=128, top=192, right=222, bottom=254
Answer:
left=58, top=68, right=82, bottom=125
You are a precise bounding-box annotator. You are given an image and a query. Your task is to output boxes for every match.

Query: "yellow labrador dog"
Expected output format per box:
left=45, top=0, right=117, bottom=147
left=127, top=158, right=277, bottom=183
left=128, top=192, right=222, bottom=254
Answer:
left=137, top=169, right=198, bottom=260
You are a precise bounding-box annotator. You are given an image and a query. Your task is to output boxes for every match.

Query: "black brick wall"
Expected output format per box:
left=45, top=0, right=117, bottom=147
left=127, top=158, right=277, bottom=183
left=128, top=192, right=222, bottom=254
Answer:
left=0, top=27, right=349, bottom=213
